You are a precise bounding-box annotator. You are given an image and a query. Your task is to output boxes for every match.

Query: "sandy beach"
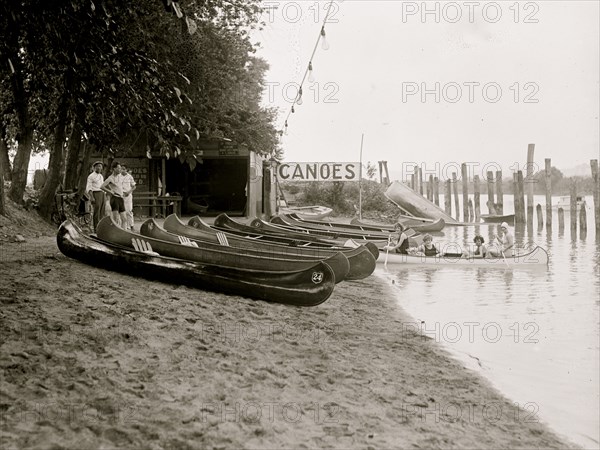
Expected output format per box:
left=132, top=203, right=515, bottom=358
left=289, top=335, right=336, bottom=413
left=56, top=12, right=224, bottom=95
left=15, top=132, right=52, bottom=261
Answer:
left=0, top=230, right=576, bottom=449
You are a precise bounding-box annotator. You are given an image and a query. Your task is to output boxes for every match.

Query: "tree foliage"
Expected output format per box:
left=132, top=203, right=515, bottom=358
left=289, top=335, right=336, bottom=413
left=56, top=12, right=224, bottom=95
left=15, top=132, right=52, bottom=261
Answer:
left=0, top=0, right=279, bottom=218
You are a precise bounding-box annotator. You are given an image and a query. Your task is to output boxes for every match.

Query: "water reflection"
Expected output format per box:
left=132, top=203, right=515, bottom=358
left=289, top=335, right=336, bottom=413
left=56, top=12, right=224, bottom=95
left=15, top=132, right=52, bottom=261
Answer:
left=381, top=196, right=599, bottom=448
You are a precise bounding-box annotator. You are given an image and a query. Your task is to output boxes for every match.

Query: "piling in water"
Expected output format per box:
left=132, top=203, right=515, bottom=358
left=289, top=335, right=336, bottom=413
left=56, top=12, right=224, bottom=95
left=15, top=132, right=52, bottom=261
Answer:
left=419, top=167, right=424, bottom=196
left=445, top=179, right=452, bottom=216
left=434, top=177, right=440, bottom=207
left=527, top=144, right=535, bottom=227
left=496, top=170, right=503, bottom=215
left=570, top=182, right=578, bottom=231
left=515, top=171, right=526, bottom=224
left=536, top=204, right=543, bottom=229
left=462, top=163, right=469, bottom=222
left=474, top=175, right=481, bottom=221
left=452, top=172, right=459, bottom=221
left=468, top=199, right=474, bottom=223
left=591, top=159, right=599, bottom=232
left=545, top=158, right=553, bottom=229
left=558, top=207, right=565, bottom=231
left=487, top=171, right=496, bottom=215
left=580, top=204, right=587, bottom=234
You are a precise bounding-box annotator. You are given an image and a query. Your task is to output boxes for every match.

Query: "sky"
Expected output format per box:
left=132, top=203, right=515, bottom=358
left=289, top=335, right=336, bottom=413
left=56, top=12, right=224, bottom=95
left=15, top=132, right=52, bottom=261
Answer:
left=253, top=0, right=600, bottom=180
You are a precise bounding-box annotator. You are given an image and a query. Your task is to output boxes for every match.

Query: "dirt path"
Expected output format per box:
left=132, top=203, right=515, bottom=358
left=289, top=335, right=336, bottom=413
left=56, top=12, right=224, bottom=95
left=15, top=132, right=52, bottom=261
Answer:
left=0, top=236, right=575, bottom=449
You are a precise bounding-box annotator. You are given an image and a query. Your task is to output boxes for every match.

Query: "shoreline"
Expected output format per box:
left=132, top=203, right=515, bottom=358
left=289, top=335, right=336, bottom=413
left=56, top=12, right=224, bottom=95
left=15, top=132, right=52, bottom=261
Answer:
left=0, top=237, right=576, bottom=449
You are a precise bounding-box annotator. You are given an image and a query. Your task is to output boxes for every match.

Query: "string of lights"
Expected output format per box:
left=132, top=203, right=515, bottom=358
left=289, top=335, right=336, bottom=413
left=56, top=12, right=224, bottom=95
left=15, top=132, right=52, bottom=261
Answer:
left=278, top=1, right=336, bottom=137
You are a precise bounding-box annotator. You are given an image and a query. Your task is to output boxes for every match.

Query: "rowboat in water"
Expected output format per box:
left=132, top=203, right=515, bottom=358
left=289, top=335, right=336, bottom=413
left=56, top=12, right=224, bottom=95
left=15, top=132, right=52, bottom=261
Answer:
left=480, top=214, right=515, bottom=224
left=57, top=220, right=336, bottom=306
left=139, top=218, right=351, bottom=283
left=380, top=246, right=549, bottom=267
left=163, top=215, right=377, bottom=280
left=279, top=205, right=333, bottom=220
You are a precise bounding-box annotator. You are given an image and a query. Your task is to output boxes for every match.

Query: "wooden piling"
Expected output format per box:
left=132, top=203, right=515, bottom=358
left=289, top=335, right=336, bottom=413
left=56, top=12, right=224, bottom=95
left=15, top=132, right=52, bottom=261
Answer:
left=580, top=204, right=587, bottom=234
left=486, top=171, right=496, bottom=214
left=526, top=144, right=535, bottom=226
left=558, top=208, right=565, bottom=232
left=536, top=204, right=543, bottom=229
left=570, top=182, right=577, bottom=231
left=515, top=171, right=526, bottom=224
left=419, top=167, right=424, bottom=196
left=461, top=163, right=469, bottom=222
left=468, top=199, right=474, bottom=223
left=410, top=174, right=415, bottom=190
left=452, top=172, right=459, bottom=221
left=445, top=179, right=452, bottom=215
left=428, top=175, right=434, bottom=201
left=545, top=158, right=552, bottom=228
left=495, top=170, right=503, bottom=215
left=474, top=175, right=481, bottom=221
left=591, top=159, right=599, bottom=232
left=433, top=177, right=440, bottom=206
left=413, top=166, right=419, bottom=191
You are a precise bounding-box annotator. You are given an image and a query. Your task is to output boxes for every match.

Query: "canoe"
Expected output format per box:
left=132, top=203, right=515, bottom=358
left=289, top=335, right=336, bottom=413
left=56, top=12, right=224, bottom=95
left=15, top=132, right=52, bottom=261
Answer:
left=163, top=215, right=377, bottom=280
left=96, top=216, right=338, bottom=274
left=385, top=181, right=460, bottom=224
left=139, top=218, right=350, bottom=283
left=213, top=213, right=380, bottom=259
left=409, top=218, right=445, bottom=232
left=380, top=246, right=549, bottom=267
left=271, top=215, right=393, bottom=242
left=57, top=220, right=336, bottom=306
left=279, top=205, right=333, bottom=220
left=480, top=214, right=515, bottom=224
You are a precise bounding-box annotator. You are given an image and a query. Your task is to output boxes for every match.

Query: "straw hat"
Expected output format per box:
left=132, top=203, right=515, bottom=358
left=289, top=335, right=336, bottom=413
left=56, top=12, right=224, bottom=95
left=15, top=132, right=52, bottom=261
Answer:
left=500, top=222, right=509, bottom=229
left=92, top=161, right=103, bottom=168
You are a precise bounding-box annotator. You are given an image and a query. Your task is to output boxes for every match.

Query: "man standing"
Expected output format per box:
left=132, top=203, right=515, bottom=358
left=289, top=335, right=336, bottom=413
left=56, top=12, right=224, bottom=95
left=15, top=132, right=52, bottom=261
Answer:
left=120, top=164, right=136, bottom=231
left=86, top=161, right=105, bottom=231
left=101, top=161, right=127, bottom=228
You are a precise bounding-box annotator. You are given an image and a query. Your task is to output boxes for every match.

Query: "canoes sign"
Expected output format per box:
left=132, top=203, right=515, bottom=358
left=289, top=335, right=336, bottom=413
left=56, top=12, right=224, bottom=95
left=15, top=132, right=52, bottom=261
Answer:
left=278, top=162, right=360, bottom=182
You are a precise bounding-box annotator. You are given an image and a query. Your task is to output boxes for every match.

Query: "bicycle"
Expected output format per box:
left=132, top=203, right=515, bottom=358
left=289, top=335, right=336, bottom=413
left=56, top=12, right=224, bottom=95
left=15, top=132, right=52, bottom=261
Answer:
left=52, top=190, right=92, bottom=232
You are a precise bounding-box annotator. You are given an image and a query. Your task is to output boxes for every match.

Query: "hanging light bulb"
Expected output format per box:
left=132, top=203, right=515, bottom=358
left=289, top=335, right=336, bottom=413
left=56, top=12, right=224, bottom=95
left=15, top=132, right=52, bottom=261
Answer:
left=284, top=120, right=289, bottom=135
left=320, top=27, right=330, bottom=50
left=308, top=61, right=315, bottom=82
left=296, top=86, right=303, bottom=105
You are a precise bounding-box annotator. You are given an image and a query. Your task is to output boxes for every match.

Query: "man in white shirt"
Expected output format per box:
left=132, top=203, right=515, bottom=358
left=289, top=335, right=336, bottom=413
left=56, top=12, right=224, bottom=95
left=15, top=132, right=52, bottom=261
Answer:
left=86, top=161, right=105, bottom=231
left=120, top=164, right=137, bottom=231
left=101, top=161, right=127, bottom=228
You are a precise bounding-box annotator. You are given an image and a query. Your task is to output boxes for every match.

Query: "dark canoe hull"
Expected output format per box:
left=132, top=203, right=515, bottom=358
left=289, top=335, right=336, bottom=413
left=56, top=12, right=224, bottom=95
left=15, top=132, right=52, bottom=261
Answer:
left=480, top=214, right=516, bottom=224
left=57, top=221, right=335, bottom=306
left=215, top=214, right=381, bottom=259
left=139, top=218, right=350, bottom=283
left=96, top=216, right=333, bottom=274
left=163, top=215, right=376, bottom=280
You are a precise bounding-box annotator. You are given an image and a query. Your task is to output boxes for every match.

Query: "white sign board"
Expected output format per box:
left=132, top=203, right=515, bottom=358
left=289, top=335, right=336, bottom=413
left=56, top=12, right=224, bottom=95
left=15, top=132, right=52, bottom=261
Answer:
left=278, top=162, right=360, bottom=182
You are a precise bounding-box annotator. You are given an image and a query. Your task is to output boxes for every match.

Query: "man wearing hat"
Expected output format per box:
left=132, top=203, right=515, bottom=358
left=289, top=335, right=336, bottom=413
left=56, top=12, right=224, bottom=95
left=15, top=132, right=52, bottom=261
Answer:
left=86, top=161, right=105, bottom=231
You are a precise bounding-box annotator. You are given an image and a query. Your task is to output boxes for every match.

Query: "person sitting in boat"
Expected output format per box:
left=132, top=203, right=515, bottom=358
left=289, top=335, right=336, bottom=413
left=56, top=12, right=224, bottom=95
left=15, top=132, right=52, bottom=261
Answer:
left=488, top=222, right=514, bottom=257
left=384, top=222, right=410, bottom=254
left=410, top=234, right=439, bottom=256
left=469, top=235, right=488, bottom=258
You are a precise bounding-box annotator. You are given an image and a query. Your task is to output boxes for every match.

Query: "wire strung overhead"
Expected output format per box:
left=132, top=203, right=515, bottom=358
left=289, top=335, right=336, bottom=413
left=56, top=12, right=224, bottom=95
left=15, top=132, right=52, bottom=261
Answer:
left=279, top=1, right=336, bottom=137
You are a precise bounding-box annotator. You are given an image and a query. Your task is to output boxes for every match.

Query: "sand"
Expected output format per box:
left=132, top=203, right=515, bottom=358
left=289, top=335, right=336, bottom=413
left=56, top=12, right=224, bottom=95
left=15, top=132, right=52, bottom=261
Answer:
left=0, top=235, right=576, bottom=449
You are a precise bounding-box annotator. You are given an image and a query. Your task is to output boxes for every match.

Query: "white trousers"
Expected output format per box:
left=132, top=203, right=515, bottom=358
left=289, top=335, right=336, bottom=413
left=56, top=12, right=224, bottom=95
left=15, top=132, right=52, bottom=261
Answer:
left=124, top=195, right=134, bottom=229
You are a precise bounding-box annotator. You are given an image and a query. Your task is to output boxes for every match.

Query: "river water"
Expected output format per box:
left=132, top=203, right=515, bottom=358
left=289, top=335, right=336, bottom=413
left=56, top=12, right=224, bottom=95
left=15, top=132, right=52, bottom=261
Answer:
left=379, top=194, right=599, bottom=449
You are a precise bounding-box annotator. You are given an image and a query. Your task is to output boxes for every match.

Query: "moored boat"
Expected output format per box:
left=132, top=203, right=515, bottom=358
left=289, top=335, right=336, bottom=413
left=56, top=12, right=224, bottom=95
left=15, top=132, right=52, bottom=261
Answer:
left=480, top=214, right=516, bottom=224
left=380, top=246, right=549, bottom=267
left=279, top=205, right=333, bottom=220
left=57, top=220, right=336, bottom=306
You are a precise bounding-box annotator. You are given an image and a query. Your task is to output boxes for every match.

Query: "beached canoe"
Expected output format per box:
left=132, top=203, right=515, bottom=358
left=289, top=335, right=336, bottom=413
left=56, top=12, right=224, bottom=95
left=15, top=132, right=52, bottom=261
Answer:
left=57, top=220, right=336, bottom=306
left=271, top=215, right=393, bottom=242
left=480, top=214, right=516, bottom=224
left=379, top=246, right=549, bottom=267
left=96, top=216, right=338, bottom=274
left=279, top=205, right=333, bottom=220
left=163, top=215, right=378, bottom=279
left=139, top=218, right=350, bottom=283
